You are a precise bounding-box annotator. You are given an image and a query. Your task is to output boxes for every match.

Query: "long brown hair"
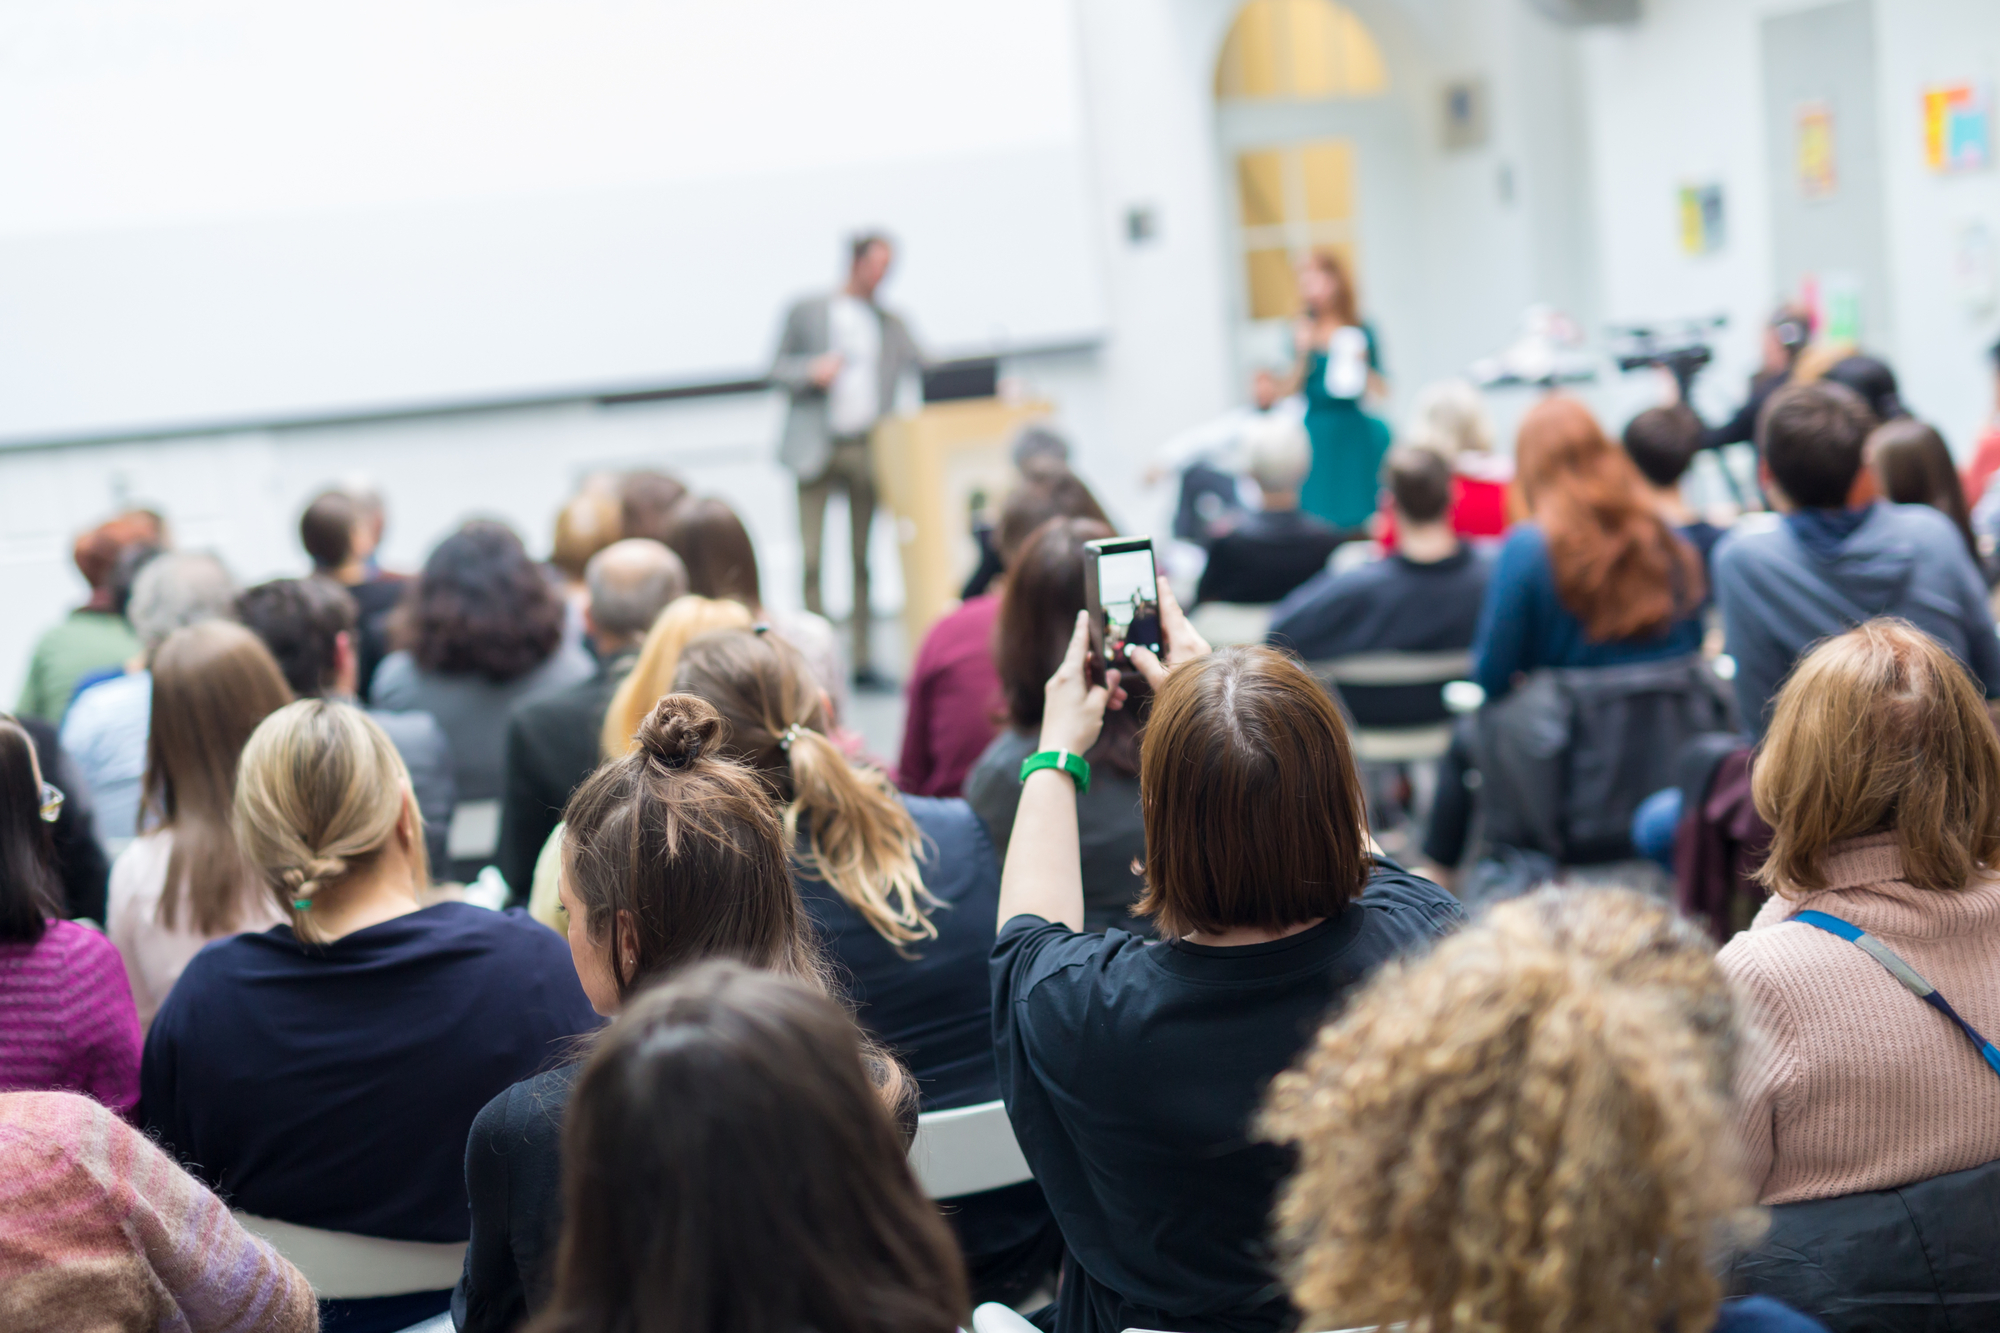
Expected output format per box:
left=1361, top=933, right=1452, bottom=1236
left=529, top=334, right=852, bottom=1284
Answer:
left=0, top=716, right=60, bottom=944
left=1870, top=418, right=1977, bottom=560
left=661, top=497, right=763, bottom=607
left=1262, top=923, right=1753, bottom=1333
left=1515, top=395, right=1704, bottom=642
left=673, top=630, right=937, bottom=946
left=1137, top=647, right=1368, bottom=937
left=1303, top=249, right=1360, bottom=327
left=144, top=622, right=294, bottom=934
left=1755, top=619, right=2000, bottom=897
left=994, top=516, right=1145, bottom=775
left=530, top=961, right=967, bottom=1333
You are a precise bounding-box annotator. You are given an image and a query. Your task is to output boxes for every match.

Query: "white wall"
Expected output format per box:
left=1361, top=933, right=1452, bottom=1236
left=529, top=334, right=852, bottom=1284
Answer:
left=1579, top=0, right=2000, bottom=450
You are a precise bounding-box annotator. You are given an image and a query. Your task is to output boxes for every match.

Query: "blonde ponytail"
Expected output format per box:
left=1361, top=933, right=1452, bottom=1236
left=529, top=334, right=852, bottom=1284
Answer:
left=783, top=727, right=938, bottom=946
left=671, top=627, right=941, bottom=947
left=233, top=699, right=425, bottom=943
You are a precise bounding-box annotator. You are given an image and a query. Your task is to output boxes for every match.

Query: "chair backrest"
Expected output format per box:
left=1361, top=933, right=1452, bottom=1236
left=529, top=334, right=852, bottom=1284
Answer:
left=1312, top=651, right=1472, bottom=762
left=233, top=1212, right=468, bottom=1299
left=1188, top=601, right=1274, bottom=647
left=908, top=1099, right=1033, bottom=1199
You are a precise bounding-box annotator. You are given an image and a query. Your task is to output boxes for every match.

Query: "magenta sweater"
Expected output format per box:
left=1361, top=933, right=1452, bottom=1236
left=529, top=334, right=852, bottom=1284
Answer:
left=0, top=919, right=143, bottom=1119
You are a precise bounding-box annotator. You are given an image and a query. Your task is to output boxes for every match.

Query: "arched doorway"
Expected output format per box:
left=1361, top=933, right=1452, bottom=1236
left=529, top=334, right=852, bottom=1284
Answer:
left=1212, top=0, right=1410, bottom=386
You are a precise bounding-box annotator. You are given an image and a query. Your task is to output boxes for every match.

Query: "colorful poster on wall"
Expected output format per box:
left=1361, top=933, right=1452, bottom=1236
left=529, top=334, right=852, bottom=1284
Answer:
left=1796, top=100, right=1836, bottom=198
left=1678, top=184, right=1725, bottom=255
left=1923, top=82, right=1991, bottom=173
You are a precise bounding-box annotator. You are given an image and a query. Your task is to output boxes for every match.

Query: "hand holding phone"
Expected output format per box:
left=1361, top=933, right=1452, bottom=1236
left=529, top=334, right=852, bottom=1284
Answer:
left=1083, top=537, right=1162, bottom=680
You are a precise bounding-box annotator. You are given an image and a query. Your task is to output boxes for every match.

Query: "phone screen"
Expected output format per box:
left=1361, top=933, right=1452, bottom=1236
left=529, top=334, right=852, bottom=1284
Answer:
left=1095, top=544, right=1161, bottom=667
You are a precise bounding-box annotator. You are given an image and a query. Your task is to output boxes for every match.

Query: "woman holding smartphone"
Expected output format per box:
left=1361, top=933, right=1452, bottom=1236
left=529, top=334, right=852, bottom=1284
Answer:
left=989, top=578, right=1461, bottom=1333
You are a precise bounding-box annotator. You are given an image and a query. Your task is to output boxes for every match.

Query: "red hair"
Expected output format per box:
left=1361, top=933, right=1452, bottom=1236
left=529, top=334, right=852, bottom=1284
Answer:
left=1515, top=396, right=1703, bottom=642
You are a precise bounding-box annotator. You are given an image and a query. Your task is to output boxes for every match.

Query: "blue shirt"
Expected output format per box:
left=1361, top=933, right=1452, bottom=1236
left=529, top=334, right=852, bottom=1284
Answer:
left=140, top=902, right=598, bottom=1242
left=1472, top=523, right=1704, bottom=700
left=797, top=794, right=1003, bottom=1111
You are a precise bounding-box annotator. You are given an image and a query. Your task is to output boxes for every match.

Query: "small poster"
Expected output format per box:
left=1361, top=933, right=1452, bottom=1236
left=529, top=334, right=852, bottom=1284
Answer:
left=1923, top=82, right=1991, bottom=173
left=1678, top=183, right=1725, bottom=255
left=1797, top=100, right=1836, bottom=198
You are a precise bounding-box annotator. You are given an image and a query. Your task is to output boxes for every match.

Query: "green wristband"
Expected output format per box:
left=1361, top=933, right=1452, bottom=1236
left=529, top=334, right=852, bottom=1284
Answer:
left=1019, top=749, right=1091, bottom=795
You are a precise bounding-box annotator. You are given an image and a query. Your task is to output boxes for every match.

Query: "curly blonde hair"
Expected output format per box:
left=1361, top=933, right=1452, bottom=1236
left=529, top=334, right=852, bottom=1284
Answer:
left=1260, top=917, right=1756, bottom=1333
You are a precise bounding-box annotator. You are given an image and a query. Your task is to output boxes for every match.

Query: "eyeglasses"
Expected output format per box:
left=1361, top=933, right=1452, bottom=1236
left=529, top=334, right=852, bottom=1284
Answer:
left=38, top=782, right=63, bottom=824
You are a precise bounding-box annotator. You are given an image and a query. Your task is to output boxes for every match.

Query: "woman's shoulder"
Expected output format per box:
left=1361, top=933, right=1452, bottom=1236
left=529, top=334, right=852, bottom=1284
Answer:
left=964, top=730, right=1035, bottom=784
left=473, top=1062, right=579, bottom=1150
left=33, top=918, right=124, bottom=973
left=367, top=650, right=419, bottom=702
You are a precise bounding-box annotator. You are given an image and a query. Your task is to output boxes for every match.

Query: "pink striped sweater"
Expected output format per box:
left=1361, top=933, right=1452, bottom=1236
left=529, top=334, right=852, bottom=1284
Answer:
left=0, top=918, right=142, bottom=1119
left=0, top=1090, right=318, bottom=1331
left=1720, top=833, right=2000, bottom=1205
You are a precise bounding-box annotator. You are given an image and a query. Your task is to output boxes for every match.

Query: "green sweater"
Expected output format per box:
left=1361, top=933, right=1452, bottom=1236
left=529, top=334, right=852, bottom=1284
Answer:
left=16, top=610, right=139, bottom=724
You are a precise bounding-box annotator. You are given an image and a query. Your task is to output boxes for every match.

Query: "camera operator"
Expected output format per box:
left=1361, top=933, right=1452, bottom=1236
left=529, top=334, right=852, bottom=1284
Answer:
left=1693, top=304, right=1811, bottom=452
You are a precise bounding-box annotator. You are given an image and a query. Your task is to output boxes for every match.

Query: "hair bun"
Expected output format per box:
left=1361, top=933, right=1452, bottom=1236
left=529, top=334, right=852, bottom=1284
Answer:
left=636, top=695, right=724, bottom=770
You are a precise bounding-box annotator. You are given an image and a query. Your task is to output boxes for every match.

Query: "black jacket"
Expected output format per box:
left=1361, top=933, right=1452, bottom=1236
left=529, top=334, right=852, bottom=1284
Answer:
left=494, top=652, right=634, bottom=902
left=1732, top=1155, right=2000, bottom=1332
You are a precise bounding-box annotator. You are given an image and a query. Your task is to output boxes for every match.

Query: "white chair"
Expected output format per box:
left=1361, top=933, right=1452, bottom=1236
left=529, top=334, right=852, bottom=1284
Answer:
left=234, top=1212, right=466, bottom=1301
left=1312, top=650, right=1474, bottom=765
left=973, top=1303, right=1041, bottom=1333
left=908, top=1099, right=1033, bottom=1199
left=391, top=1317, right=455, bottom=1333
left=1187, top=601, right=1274, bottom=647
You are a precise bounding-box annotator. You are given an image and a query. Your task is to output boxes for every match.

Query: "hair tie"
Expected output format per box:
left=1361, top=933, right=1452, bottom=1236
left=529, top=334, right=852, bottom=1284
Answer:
left=292, top=899, right=313, bottom=911
left=753, top=623, right=772, bottom=636
left=779, top=722, right=807, bottom=753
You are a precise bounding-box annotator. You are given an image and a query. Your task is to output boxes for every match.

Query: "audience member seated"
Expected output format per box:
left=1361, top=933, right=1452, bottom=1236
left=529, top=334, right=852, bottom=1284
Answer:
left=1473, top=395, right=1706, bottom=701
left=965, top=518, right=1149, bottom=933
left=299, top=487, right=406, bottom=703
left=598, top=594, right=759, bottom=764
left=1959, top=336, right=2000, bottom=506
left=1262, top=888, right=1822, bottom=1333
left=1868, top=416, right=1979, bottom=564
left=901, top=470, right=1107, bottom=799
left=1719, top=624, right=2000, bottom=1325
left=1624, top=402, right=1726, bottom=571
left=545, top=486, right=625, bottom=652
left=142, top=700, right=598, bottom=1333
left=16, top=716, right=111, bottom=921
left=14, top=513, right=153, bottom=725
left=457, top=694, right=900, bottom=1332
left=1821, top=352, right=1904, bottom=426
left=0, top=716, right=140, bottom=1117
left=496, top=539, right=686, bottom=899
left=528, top=963, right=966, bottom=1333
left=235, top=576, right=457, bottom=871
left=371, top=521, right=593, bottom=880
left=1714, top=383, right=2000, bottom=736
left=675, top=628, right=1060, bottom=1304
left=612, top=468, right=688, bottom=546
left=661, top=495, right=851, bottom=711
left=1194, top=418, right=1344, bottom=607
left=1267, top=445, right=1489, bottom=662
left=0, top=1091, right=317, bottom=1331
left=106, top=623, right=292, bottom=1028
left=1376, top=378, right=1511, bottom=549
left=991, top=588, right=1460, bottom=1333
left=61, top=552, right=237, bottom=856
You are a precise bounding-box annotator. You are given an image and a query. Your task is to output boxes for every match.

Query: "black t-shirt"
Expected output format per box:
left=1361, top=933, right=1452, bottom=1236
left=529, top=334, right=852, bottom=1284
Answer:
left=990, top=860, right=1461, bottom=1333
left=799, top=794, right=1003, bottom=1111
left=1195, top=509, right=1347, bottom=607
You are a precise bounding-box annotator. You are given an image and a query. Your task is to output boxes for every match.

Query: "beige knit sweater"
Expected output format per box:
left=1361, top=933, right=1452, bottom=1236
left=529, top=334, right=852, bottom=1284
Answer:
left=1719, top=833, right=2000, bottom=1205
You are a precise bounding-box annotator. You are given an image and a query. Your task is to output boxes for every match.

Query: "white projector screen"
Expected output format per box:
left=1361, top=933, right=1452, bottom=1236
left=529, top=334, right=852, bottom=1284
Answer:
left=0, top=0, right=1106, bottom=446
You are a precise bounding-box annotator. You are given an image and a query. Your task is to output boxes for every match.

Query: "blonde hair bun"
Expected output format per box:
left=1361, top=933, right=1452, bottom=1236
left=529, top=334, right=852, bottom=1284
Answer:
left=636, top=695, right=724, bottom=770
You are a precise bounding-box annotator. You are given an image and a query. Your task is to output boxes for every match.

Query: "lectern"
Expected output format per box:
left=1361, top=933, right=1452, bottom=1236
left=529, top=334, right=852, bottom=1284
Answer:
left=873, top=397, right=1052, bottom=664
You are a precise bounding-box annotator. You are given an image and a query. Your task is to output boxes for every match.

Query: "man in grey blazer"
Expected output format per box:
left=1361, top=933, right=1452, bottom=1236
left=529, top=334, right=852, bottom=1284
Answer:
left=770, top=233, right=922, bottom=685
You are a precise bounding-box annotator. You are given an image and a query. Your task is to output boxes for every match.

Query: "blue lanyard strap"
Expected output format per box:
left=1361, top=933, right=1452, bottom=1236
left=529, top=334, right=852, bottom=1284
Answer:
left=1795, top=909, right=2000, bottom=1081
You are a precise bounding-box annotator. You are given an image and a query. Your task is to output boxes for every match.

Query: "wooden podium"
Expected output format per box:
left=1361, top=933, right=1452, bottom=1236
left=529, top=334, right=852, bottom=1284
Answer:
left=873, top=398, right=1052, bottom=664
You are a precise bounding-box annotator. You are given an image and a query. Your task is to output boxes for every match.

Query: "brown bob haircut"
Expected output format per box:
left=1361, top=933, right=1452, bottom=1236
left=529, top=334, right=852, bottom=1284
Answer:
left=1755, top=619, right=2000, bottom=898
left=1136, top=646, right=1368, bottom=936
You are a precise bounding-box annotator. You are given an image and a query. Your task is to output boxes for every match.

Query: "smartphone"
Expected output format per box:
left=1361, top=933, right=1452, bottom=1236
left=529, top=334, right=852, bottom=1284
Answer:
left=1083, top=536, right=1162, bottom=677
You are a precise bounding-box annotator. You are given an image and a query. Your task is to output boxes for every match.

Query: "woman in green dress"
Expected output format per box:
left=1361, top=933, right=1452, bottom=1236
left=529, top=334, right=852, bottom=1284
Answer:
left=1291, top=251, right=1390, bottom=530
